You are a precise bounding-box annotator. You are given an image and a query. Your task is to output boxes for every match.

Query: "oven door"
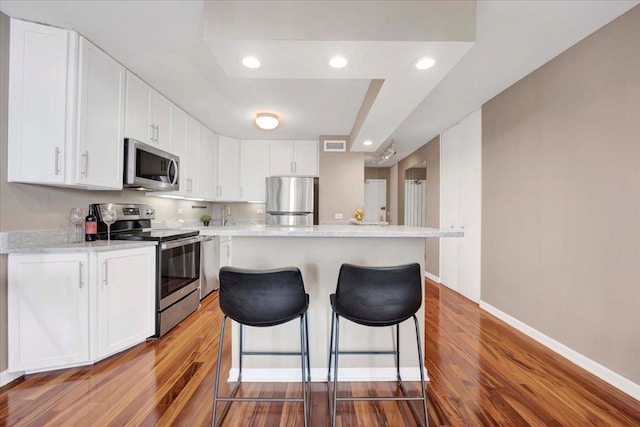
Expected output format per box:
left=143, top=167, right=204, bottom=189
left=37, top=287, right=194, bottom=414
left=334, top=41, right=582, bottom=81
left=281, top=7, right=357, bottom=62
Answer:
left=158, top=237, right=201, bottom=310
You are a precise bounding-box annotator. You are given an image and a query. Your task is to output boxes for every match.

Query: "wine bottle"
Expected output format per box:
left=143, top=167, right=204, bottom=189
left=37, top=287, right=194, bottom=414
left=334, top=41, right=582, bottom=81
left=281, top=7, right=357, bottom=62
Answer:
left=85, top=205, right=98, bottom=242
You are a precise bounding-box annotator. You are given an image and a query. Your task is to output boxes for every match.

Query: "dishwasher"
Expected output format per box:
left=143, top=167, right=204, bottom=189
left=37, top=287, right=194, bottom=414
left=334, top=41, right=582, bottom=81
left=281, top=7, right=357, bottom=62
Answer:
left=200, top=236, right=220, bottom=299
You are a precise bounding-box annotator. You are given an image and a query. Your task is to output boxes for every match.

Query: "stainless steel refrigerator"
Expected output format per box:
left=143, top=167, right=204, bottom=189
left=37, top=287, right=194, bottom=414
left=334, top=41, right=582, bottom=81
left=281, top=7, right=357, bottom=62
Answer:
left=265, top=176, right=316, bottom=226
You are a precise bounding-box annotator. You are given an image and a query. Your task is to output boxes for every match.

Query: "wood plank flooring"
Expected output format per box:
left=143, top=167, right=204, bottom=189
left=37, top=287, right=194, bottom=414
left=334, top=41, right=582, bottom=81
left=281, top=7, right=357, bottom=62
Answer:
left=1, top=280, right=639, bottom=426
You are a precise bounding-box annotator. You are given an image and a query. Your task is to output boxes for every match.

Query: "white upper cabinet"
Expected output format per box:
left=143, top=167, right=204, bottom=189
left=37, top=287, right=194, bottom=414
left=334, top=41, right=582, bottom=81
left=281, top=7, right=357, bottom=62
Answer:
left=171, top=107, right=189, bottom=195
left=184, top=116, right=201, bottom=196
left=8, top=19, right=75, bottom=185
left=74, top=37, right=125, bottom=190
left=150, top=91, right=172, bottom=151
left=269, top=140, right=318, bottom=176
left=240, top=140, right=270, bottom=202
left=124, top=72, right=151, bottom=143
left=124, top=71, right=173, bottom=150
left=216, top=135, right=241, bottom=201
left=199, top=125, right=218, bottom=200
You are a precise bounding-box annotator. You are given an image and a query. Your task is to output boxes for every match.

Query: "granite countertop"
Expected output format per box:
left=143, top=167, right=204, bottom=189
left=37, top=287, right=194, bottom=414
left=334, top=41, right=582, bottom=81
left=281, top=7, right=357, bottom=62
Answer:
left=0, top=229, right=157, bottom=254
left=197, top=224, right=464, bottom=238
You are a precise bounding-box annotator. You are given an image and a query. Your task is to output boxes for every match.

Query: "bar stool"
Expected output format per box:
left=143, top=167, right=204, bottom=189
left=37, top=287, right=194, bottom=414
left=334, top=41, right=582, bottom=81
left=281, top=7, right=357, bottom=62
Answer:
left=327, top=263, right=428, bottom=427
left=211, top=266, right=311, bottom=427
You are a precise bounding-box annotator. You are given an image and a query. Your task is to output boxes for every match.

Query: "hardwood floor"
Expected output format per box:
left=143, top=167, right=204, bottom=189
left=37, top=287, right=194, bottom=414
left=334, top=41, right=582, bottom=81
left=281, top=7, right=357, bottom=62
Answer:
left=1, top=280, right=638, bottom=426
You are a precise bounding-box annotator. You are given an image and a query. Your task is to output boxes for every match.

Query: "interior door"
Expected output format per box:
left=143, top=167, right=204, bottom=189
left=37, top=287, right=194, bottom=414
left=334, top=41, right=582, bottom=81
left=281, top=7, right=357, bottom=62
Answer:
left=364, top=179, right=387, bottom=222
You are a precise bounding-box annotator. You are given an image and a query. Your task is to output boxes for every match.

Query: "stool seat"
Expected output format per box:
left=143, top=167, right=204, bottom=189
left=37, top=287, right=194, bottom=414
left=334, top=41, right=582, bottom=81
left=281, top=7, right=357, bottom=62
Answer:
left=212, top=266, right=310, bottom=427
left=328, top=263, right=429, bottom=427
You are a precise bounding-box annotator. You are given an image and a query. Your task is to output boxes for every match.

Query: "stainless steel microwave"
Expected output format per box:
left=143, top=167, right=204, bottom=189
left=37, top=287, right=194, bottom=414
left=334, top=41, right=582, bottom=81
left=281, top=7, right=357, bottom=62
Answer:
left=124, top=138, right=179, bottom=191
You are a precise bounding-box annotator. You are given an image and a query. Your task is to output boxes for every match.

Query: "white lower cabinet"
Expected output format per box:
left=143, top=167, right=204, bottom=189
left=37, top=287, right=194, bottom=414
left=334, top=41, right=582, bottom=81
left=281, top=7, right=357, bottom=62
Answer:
left=8, top=246, right=156, bottom=373
left=96, top=248, right=155, bottom=359
left=8, top=253, right=89, bottom=372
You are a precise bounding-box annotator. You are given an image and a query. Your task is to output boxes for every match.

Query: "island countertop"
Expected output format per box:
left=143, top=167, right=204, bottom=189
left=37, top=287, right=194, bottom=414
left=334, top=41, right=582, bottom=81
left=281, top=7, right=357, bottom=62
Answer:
left=197, top=224, right=463, bottom=238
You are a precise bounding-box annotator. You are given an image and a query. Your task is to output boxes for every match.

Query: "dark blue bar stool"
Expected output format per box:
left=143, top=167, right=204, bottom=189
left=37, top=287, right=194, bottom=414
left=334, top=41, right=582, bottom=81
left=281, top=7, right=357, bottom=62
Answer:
left=327, top=263, right=428, bottom=427
left=211, top=266, right=310, bottom=427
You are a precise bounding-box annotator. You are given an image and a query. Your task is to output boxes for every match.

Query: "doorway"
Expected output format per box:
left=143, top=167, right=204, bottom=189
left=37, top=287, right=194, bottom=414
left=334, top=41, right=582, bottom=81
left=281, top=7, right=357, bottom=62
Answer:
left=364, top=179, right=387, bottom=222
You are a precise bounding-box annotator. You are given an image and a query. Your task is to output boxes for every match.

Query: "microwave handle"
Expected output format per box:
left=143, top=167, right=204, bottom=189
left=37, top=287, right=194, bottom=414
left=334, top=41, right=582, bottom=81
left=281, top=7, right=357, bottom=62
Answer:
left=167, top=158, right=178, bottom=186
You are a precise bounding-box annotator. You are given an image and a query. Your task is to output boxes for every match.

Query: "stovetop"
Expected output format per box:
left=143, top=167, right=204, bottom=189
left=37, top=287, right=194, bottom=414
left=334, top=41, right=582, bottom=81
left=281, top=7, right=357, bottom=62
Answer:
left=110, top=229, right=199, bottom=242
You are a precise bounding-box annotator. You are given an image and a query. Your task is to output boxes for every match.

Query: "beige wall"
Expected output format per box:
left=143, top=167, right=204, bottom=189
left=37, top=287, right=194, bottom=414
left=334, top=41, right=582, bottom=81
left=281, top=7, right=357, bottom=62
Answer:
left=396, top=136, right=440, bottom=277
left=318, top=138, right=364, bottom=223
left=482, top=5, right=640, bottom=383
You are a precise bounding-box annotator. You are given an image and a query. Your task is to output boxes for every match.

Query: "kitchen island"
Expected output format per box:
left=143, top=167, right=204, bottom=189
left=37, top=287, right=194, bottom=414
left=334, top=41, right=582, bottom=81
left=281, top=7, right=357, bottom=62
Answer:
left=199, top=224, right=462, bottom=382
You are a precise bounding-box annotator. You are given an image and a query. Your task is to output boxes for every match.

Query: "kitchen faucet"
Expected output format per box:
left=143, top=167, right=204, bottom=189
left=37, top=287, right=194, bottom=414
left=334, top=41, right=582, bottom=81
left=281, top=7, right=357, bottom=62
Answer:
left=223, top=205, right=231, bottom=226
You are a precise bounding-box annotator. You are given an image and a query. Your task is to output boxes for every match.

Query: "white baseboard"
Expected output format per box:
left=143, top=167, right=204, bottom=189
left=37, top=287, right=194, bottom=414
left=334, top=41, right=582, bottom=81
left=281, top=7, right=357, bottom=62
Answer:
left=480, top=301, right=640, bottom=401
left=1, top=369, right=24, bottom=387
left=227, top=367, right=429, bottom=383
left=424, top=271, right=440, bottom=283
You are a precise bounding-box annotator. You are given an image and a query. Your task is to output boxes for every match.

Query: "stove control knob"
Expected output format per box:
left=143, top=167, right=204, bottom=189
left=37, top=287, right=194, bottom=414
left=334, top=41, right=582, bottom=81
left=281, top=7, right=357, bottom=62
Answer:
left=146, top=209, right=154, bottom=215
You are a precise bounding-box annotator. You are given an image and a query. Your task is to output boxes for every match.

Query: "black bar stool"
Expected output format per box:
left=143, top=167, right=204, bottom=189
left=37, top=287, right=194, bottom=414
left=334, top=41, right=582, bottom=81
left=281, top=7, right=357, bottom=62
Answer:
left=327, top=263, right=428, bottom=427
left=211, top=266, right=311, bottom=427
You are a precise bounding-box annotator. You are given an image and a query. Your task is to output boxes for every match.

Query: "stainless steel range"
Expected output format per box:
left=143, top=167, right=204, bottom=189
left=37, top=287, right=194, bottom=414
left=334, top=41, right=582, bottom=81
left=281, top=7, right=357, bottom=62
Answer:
left=92, top=203, right=201, bottom=337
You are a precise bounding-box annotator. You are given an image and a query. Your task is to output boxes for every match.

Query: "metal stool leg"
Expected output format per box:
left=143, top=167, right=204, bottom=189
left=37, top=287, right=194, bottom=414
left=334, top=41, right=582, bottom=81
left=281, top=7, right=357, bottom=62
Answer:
left=331, top=315, right=340, bottom=427
left=413, top=315, right=429, bottom=427
left=396, top=323, right=401, bottom=382
left=327, top=310, right=336, bottom=410
left=299, top=315, right=309, bottom=427
left=211, top=315, right=228, bottom=427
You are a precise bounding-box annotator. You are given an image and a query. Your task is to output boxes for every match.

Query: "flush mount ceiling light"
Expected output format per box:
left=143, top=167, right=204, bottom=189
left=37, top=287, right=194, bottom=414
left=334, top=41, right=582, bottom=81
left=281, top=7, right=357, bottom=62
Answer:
left=242, top=56, right=261, bottom=68
left=363, top=140, right=373, bottom=146
left=329, top=56, right=348, bottom=68
left=255, top=112, right=280, bottom=130
left=415, top=57, right=436, bottom=70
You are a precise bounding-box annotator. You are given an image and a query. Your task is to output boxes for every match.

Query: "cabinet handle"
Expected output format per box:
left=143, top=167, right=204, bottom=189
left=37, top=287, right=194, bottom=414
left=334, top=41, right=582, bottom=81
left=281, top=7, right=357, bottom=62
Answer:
left=156, top=124, right=160, bottom=143
left=103, top=262, right=108, bottom=286
left=79, top=261, right=84, bottom=288
left=291, top=161, right=294, bottom=174
left=294, top=161, right=297, bottom=173
left=187, top=178, right=192, bottom=192
left=240, top=187, right=243, bottom=199
left=55, top=146, right=61, bottom=175
left=81, top=151, right=89, bottom=176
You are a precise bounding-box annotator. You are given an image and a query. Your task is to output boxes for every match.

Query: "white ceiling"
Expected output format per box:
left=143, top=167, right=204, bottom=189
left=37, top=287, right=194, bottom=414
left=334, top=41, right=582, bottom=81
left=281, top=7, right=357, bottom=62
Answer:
left=1, top=0, right=638, bottom=166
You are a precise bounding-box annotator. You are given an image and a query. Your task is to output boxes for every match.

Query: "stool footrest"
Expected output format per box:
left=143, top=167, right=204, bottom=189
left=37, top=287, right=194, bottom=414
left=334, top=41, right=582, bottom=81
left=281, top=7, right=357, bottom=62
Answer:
left=333, top=350, right=397, bottom=355
left=241, top=351, right=306, bottom=356
left=216, top=396, right=305, bottom=403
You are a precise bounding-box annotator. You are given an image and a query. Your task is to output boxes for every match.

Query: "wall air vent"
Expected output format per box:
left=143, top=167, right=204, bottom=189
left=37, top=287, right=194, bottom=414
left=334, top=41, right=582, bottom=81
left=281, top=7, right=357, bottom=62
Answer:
left=324, top=140, right=347, bottom=152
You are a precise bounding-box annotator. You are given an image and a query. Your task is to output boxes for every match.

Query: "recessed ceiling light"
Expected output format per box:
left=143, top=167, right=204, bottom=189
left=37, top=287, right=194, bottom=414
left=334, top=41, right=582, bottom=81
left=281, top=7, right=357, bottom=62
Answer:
left=242, top=56, right=261, bottom=69
left=363, top=140, right=373, bottom=146
left=329, top=56, right=348, bottom=68
left=415, top=57, right=436, bottom=70
left=255, top=112, right=280, bottom=130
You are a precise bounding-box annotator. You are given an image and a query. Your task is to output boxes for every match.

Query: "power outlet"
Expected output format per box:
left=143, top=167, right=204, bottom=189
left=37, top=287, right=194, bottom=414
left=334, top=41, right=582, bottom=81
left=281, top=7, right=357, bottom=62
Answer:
left=256, top=208, right=264, bottom=214
left=177, top=208, right=183, bottom=215
left=334, top=213, right=343, bottom=219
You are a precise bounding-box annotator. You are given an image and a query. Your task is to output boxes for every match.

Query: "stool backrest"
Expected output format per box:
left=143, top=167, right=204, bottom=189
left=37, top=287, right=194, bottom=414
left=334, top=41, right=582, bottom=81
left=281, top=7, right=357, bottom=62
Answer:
left=219, top=266, right=307, bottom=327
left=334, top=263, right=422, bottom=325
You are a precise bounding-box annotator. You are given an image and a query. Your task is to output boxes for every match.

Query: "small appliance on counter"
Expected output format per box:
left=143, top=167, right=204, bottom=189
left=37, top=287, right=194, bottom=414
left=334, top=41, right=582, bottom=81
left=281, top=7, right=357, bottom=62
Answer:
left=92, top=203, right=200, bottom=337
left=265, top=176, right=316, bottom=226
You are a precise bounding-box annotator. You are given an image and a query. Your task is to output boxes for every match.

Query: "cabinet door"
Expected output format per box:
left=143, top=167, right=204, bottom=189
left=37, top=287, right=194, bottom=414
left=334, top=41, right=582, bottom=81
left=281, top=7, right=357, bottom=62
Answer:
left=240, top=140, right=270, bottom=201
left=293, top=140, right=318, bottom=176
left=217, top=135, right=241, bottom=201
left=199, top=126, right=218, bottom=200
left=8, top=253, right=89, bottom=372
left=8, top=19, right=72, bottom=184
left=150, top=91, right=172, bottom=150
left=269, top=140, right=294, bottom=175
left=75, top=37, right=125, bottom=189
left=96, top=247, right=155, bottom=359
left=184, top=116, right=201, bottom=196
left=171, top=107, right=188, bottom=195
left=439, top=110, right=482, bottom=302
left=124, top=71, right=151, bottom=143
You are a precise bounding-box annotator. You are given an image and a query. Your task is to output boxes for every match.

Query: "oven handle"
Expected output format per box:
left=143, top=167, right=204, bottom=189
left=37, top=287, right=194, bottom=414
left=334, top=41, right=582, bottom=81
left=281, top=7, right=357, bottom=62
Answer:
left=161, top=236, right=201, bottom=250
